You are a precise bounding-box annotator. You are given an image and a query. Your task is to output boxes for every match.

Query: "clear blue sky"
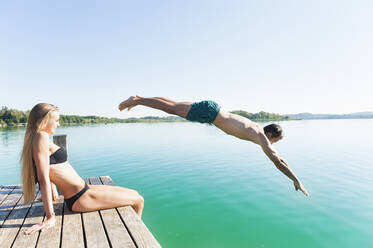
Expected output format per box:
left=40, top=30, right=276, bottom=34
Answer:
left=1, top=0, right=372, bottom=117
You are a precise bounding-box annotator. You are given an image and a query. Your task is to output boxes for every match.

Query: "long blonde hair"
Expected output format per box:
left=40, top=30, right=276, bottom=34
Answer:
left=21, top=103, right=58, bottom=203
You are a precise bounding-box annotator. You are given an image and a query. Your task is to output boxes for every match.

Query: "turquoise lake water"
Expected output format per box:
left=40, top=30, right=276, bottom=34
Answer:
left=1, top=119, right=372, bottom=247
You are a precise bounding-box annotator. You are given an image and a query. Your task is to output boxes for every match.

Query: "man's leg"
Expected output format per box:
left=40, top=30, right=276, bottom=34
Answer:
left=119, top=96, right=193, bottom=118
left=154, top=97, right=175, bottom=103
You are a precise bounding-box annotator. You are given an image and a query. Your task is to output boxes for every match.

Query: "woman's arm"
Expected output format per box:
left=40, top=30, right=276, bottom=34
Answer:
left=51, top=183, right=59, bottom=201
left=37, top=182, right=59, bottom=201
left=25, top=132, right=56, bottom=235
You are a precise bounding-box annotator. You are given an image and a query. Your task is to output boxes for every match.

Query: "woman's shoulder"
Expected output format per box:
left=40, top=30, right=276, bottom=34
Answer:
left=33, top=132, right=51, bottom=147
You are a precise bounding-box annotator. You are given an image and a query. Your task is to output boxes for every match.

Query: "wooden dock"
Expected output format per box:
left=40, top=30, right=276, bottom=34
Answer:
left=0, top=176, right=161, bottom=248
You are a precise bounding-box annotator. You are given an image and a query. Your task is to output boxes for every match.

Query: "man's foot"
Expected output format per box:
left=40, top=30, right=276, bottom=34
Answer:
left=118, top=96, right=139, bottom=111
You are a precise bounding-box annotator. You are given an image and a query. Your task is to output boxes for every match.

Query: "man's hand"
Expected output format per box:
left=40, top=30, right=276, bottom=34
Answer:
left=24, top=215, right=55, bottom=235
left=294, top=180, right=309, bottom=196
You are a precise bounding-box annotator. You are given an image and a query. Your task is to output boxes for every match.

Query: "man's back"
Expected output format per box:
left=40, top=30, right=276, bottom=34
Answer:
left=213, top=109, right=263, bottom=144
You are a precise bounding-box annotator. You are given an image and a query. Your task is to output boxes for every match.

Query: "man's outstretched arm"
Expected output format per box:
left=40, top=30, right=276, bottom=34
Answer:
left=258, top=134, right=309, bottom=196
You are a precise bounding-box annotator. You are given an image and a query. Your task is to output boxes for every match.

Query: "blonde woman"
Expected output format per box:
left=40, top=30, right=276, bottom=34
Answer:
left=21, top=103, right=144, bottom=235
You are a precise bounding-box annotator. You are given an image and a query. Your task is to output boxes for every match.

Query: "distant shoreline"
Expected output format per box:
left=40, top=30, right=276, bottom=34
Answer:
left=1, top=106, right=372, bottom=128
left=0, top=107, right=289, bottom=127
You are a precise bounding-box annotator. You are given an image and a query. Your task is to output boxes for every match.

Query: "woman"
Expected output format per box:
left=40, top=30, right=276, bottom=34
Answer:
left=21, top=103, right=144, bottom=235
left=119, top=95, right=308, bottom=196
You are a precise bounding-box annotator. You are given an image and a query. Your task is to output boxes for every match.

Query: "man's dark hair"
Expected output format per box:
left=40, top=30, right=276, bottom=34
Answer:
left=263, top=124, right=283, bottom=138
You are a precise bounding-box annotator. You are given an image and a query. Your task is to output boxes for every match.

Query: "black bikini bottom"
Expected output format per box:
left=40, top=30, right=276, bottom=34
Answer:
left=64, top=182, right=89, bottom=211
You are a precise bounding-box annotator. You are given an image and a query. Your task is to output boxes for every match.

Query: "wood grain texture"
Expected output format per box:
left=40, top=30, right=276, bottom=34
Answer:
left=82, top=178, right=110, bottom=248
left=36, top=198, right=64, bottom=248
left=0, top=194, right=32, bottom=247
left=60, top=203, right=85, bottom=248
left=100, top=176, right=161, bottom=248
left=0, top=185, right=23, bottom=226
left=53, top=135, right=67, bottom=151
left=2, top=176, right=161, bottom=248
left=90, top=177, right=135, bottom=248
left=117, top=206, right=162, bottom=248
left=0, top=185, right=15, bottom=205
left=12, top=191, right=44, bottom=248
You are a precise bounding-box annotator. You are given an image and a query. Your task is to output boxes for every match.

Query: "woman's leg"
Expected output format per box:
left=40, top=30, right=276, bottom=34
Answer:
left=119, top=95, right=193, bottom=118
left=73, top=185, right=144, bottom=217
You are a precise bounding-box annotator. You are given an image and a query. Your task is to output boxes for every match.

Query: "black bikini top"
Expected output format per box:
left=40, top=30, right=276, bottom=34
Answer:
left=49, top=147, right=68, bottom=164
left=34, top=147, right=68, bottom=183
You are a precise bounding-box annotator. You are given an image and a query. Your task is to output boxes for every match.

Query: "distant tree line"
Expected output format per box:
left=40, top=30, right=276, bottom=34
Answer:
left=0, top=107, right=29, bottom=127
left=230, top=110, right=290, bottom=121
left=0, top=106, right=185, bottom=127
left=59, top=115, right=184, bottom=125
left=0, top=106, right=290, bottom=127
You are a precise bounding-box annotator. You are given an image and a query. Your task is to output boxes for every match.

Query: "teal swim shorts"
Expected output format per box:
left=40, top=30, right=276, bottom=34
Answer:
left=186, top=100, right=221, bottom=124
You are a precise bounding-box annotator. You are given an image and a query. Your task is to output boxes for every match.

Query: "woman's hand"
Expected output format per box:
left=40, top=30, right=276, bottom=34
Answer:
left=294, top=180, right=309, bottom=196
left=24, top=214, right=55, bottom=235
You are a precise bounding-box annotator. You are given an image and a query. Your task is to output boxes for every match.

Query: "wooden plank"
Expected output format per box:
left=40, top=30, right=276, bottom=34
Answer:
left=60, top=198, right=84, bottom=248
left=90, top=177, right=135, bottom=248
left=35, top=197, right=64, bottom=248
left=0, top=185, right=15, bottom=205
left=100, top=176, right=161, bottom=248
left=53, top=134, right=67, bottom=151
left=0, top=185, right=23, bottom=227
left=2, top=175, right=161, bottom=248
left=0, top=193, right=34, bottom=248
left=99, top=176, right=114, bottom=186
left=117, top=207, right=161, bottom=248
left=12, top=191, right=44, bottom=248
left=82, top=178, right=110, bottom=248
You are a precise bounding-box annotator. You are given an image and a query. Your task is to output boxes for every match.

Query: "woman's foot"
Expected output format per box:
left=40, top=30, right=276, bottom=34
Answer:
left=118, top=96, right=139, bottom=111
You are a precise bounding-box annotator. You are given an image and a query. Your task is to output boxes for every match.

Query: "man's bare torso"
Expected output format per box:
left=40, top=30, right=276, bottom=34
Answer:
left=213, top=109, right=263, bottom=145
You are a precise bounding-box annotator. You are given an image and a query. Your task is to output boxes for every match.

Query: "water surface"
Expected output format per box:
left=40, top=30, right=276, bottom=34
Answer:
left=1, top=119, right=372, bottom=247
